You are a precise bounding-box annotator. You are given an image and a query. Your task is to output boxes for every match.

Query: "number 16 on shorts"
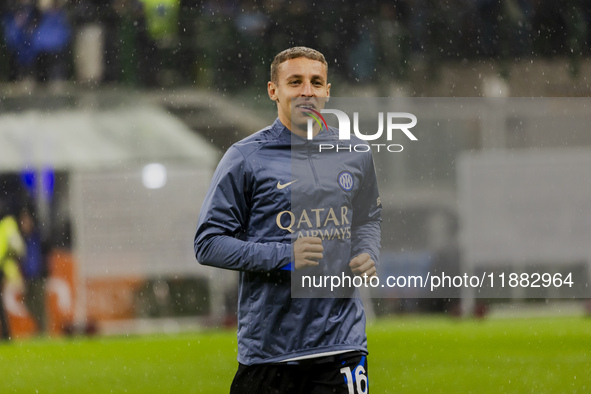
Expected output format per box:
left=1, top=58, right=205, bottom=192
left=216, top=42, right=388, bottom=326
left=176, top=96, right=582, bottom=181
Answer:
left=340, top=358, right=368, bottom=394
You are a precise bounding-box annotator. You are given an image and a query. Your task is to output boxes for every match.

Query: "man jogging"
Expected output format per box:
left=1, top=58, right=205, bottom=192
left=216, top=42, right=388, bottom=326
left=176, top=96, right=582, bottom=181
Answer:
left=194, top=46, right=381, bottom=393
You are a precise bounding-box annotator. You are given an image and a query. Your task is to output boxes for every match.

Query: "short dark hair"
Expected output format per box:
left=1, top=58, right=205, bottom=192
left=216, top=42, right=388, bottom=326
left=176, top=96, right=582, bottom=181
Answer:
left=270, top=47, right=328, bottom=83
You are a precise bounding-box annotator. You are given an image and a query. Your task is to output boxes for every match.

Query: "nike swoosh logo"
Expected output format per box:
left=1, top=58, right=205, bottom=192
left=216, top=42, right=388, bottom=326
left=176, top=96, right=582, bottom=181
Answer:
left=277, top=179, right=299, bottom=189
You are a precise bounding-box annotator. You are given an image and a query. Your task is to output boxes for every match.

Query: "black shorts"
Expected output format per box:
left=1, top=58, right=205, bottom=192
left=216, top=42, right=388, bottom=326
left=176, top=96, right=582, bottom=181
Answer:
left=230, top=351, right=369, bottom=394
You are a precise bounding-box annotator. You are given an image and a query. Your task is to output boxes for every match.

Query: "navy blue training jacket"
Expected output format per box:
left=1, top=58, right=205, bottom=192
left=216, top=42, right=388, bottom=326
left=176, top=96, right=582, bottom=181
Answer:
left=194, top=118, right=381, bottom=365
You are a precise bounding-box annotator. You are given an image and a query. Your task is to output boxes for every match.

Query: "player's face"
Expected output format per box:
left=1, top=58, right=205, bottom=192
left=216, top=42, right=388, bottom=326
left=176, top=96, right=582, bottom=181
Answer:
left=268, top=57, right=330, bottom=135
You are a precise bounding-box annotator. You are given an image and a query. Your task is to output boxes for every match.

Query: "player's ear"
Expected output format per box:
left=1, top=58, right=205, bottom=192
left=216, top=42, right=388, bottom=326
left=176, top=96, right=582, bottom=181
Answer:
left=268, top=81, right=278, bottom=102
left=326, top=82, right=331, bottom=99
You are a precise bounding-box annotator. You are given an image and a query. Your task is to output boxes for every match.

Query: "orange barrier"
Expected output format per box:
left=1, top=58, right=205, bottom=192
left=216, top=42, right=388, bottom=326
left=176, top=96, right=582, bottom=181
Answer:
left=46, top=249, right=77, bottom=336
left=85, top=278, right=144, bottom=322
left=5, top=287, right=36, bottom=339
left=4, top=249, right=76, bottom=339
left=6, top=249, right=147, bottom=338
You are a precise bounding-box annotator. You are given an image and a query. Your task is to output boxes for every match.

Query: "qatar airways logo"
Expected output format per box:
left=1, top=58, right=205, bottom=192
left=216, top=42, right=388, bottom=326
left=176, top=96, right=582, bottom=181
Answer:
left=276, top=205, right=351, bottom=240
left=306, top=108, right=417, bottom=153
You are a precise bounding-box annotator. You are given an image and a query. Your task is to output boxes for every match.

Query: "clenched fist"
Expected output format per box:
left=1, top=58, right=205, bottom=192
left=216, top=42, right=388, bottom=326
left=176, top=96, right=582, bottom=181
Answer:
left=349, top=253, right=377, bottom=278
left=294, top=237, right=323, bottom=270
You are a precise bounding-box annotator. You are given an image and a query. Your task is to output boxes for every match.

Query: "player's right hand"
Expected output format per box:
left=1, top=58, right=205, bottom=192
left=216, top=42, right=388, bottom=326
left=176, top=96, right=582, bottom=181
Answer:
left=293, top=237, right=323, bottom=269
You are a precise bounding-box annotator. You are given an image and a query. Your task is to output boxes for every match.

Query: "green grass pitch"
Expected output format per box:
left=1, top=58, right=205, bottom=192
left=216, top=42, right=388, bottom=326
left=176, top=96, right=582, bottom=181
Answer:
left=1, top=316, right=589, bottom=393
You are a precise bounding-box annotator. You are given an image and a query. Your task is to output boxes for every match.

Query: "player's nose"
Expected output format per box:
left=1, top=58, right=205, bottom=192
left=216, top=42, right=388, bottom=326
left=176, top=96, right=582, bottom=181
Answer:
left=300, top=81, right=314, bottom=97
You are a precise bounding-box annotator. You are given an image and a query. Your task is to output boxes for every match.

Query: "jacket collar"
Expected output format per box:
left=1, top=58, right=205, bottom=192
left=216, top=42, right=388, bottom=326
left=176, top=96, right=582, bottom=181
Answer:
left=272, top=118, right=338, bottom=145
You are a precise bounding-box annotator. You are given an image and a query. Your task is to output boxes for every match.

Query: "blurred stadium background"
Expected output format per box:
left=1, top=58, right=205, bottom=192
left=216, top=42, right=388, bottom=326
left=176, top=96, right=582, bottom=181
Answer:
left=1, top=0, right=590, bottom=365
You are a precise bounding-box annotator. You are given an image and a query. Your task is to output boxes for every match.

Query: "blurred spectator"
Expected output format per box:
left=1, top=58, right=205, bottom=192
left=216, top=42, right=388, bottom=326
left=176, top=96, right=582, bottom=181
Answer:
left=18, top=206, right=49, bottom=335
left=234, top=0, right=269, bottom=86
left=348, top=8, right=378, bottom=83
left=268, top=0, right=316, bottom=54
left=312, top=1, right=359, bottom=81
left=0, top=2, right=11, bottom=81
left=2, top=0, right=41, bottom=84
left=375, top=2, right=410, bottom=91
left=137, top=0, right=179, bottom=85
left=194, top=1, right=239, bottom=90
left=563, top=0, right=588, bottom=76
left=176, top=0, right=204, bottom=83
left=35, top=0, right=71, bottom=84
left=70, top=0, right=114, bottom=84
left=70, top=0, right=155, bottom=86
left=139, top=0, right=179, bottom=45
left=112, top=0, right=157, bottom=86
left=1, top=0, right=70, bottom=88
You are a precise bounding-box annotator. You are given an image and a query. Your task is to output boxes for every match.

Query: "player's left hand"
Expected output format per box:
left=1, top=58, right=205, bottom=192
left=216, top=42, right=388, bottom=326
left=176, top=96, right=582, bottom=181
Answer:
left=349, top=253, right=377, bottom=278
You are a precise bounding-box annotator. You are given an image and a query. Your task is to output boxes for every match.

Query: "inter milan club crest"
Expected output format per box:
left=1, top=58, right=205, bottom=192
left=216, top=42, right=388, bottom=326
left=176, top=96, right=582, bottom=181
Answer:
left=338, top=171, right=354, bottom=191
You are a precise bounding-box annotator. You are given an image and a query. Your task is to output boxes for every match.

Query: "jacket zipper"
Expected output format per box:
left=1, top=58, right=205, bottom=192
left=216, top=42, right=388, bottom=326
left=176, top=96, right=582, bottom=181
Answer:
left=307, top=144, right=320, bottom=187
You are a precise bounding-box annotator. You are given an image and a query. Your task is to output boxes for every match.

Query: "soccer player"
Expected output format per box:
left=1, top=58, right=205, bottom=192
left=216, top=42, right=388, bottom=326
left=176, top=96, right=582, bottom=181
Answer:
left=194, top=46, right=381, bottom=393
